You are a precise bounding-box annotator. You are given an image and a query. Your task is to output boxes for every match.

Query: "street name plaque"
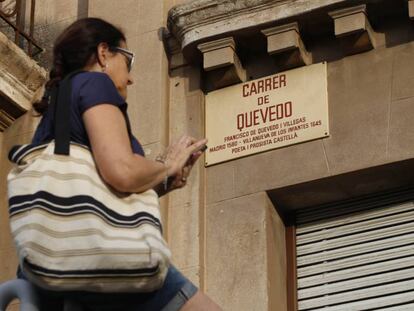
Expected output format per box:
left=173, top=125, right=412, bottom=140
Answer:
left=205, top=62, right=329, bottom=166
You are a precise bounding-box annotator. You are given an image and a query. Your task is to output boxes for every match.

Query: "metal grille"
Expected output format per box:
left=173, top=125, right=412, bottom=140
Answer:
left=296, top=192, right=414, bottom=310
left=0, top=0, right=42, bottom=56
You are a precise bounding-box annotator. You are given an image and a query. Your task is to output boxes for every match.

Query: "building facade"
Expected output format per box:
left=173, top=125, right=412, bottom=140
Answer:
left=1, top=0, right=414, bottom=310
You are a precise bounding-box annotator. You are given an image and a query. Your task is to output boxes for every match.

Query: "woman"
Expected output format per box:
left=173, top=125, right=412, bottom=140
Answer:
left=24, top=17, right=221, bottom=311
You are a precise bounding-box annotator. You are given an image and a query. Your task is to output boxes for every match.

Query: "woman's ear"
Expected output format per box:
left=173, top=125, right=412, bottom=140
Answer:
left=96, top=42, right=110, bottom=68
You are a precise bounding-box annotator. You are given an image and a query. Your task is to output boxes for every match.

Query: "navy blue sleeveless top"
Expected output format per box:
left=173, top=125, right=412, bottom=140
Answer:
left=32, top=72, right=145, bottom=156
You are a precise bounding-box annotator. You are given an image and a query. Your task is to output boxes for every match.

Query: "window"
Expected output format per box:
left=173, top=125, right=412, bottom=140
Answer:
left=295, top=193, right=414, bottom=310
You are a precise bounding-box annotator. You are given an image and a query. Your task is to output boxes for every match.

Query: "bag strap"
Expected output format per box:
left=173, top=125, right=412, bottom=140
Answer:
left=50, top=70, right=133, bottom=155
left=50, top=70, right=84, bottom=155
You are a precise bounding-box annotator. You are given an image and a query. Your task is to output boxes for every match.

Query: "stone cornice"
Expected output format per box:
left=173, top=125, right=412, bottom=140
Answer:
left=0, top=31, right=46, bottom=131
left=168, top=0, right=359, bottom=53
left=0, top=32, right=46, bottom=107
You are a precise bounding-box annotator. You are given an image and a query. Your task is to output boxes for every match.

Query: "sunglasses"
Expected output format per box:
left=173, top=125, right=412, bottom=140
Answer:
left=109, top=46, right=135, bottom=72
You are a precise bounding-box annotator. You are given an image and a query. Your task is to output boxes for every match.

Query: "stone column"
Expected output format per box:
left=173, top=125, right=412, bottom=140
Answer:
left=206, top=192, right=287, bottom=310
left=167, top=64, right=206, bottom=287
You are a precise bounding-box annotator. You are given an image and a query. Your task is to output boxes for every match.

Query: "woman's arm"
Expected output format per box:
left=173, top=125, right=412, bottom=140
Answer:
left=83, top=104, right=206, bottom=193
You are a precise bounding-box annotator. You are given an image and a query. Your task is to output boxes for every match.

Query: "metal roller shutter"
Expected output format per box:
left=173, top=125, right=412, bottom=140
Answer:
left=295, top=189, right=414, bottom=310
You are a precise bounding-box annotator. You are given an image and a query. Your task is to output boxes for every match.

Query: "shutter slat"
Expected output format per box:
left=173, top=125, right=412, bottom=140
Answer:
left=298, top=256, right=414, bottom=288
left=297, top=221, right=414, bottom=256
left=376, top=303, right=414, bottom=310
left=297, top=232, right=414, bottom=266
left=297, top=209, right=414, bottom=245
left=298, top=244, right=414, bottom=278
left=297, top=202, right=414, bottom=235
left=298, top=266, right=414, bottom=299
left=308, top=292, right=414, bottom=311
left=298, top=279, right=414, bottom=310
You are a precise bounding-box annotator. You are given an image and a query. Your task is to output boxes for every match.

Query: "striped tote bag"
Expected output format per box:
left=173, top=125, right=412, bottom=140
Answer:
left=6, top=72, right=170, bottom=293
left=7, top=141, right=171, bottom=293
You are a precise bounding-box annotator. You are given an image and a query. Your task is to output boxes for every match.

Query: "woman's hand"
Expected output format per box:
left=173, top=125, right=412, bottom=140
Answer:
left=164, top=135, right=207, bottom=177
left=157, top=135, right=207, bottom=194
left=168, top=147, right=205, bottom=191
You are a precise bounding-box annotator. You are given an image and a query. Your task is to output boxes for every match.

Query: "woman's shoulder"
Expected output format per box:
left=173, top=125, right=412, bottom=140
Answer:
left=72, top=71, right=120, bottom=97
left=73, top=71, right=114, bottom=85
left=71, top=71, right=125, bottom=111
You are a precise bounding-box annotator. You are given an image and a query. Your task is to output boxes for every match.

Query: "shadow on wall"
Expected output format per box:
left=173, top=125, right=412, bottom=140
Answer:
left=78, top=0, right=89, bottom=20
left=267, top=158, right=414, bottom=225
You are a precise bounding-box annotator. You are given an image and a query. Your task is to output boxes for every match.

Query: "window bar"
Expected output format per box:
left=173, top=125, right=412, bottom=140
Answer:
left=0, top=0, right=42, bottom=56
left=28, top=0, right=35, bottom=56
left=14, top=0, right=21, bottom=44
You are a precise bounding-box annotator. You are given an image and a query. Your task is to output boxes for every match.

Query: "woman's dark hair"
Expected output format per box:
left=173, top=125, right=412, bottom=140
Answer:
left=33, top=18, right=126, bottom=114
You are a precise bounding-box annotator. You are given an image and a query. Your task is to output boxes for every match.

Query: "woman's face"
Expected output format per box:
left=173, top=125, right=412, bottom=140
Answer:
left=100, top=40, right=134, bottom=99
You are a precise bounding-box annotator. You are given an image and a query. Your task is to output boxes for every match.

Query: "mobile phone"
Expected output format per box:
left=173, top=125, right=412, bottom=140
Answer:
left=187, top=145, right=208, bottom=164
left=193, top=144, right=207, bottom=154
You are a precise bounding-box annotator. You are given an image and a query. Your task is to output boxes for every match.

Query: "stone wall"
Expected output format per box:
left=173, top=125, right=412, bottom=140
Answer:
left=2, top=1, right=414, bottom=310
left=89, top=0, right=217, bottom=294
left=0, top=2, right=87, bottom=310
left=0, top=0, right=207, bottom=295
left=203, top=34, right=414, bottom=311
left=206, top=41, right=414, bottom=203
left=206, top=192, right=287, bottom=310
left=0, top=113, right=40, bottom=311
left=87, top=0, right=207, bottom=290
left=33, top=0, right=88, bottom=69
